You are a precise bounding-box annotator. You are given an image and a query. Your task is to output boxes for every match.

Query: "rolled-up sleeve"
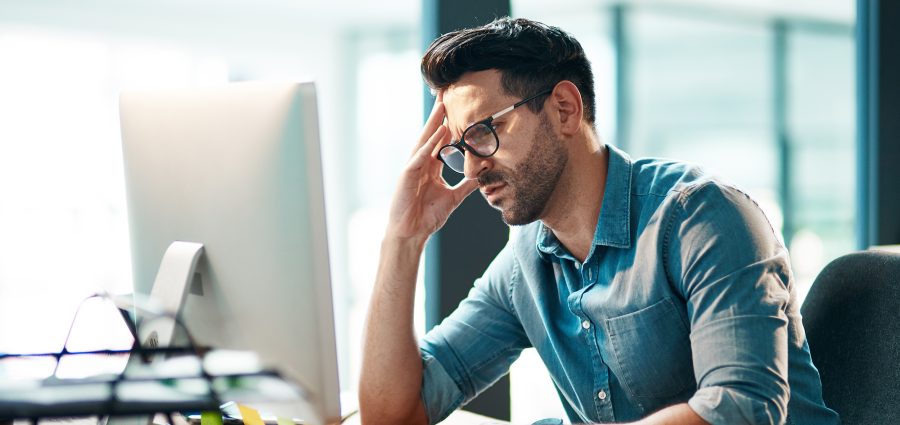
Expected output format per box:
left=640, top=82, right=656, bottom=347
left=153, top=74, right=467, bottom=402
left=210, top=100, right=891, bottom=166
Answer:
left=420, top=350, right=465, bottom=423
left=419, top=243, right=531, bottom=424
left=667, top=182, right=792, bottom=425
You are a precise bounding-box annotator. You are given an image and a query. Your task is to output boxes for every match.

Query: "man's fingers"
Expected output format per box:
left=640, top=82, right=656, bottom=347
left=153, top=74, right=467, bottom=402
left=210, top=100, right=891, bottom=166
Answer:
left=412, top=100, right=447, bottom=155
left=451, top=177, right=479, bottom=204
left=430, top=131, right=448, bottom=157
left=408, top=124, right=447, bottom=168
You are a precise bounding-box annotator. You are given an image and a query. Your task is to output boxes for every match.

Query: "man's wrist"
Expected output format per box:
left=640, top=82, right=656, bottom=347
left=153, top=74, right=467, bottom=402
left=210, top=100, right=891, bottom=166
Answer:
left=382, top=231, right=430, bottom=253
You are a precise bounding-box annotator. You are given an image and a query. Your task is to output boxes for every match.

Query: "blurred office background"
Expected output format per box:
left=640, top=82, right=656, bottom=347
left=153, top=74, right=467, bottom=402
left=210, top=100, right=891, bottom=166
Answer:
left=0, top=0, right=859, bottom=422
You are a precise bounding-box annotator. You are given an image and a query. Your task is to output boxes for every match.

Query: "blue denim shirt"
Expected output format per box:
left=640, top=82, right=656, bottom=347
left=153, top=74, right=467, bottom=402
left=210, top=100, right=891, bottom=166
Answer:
left=419, top=145, right=839, bottom=425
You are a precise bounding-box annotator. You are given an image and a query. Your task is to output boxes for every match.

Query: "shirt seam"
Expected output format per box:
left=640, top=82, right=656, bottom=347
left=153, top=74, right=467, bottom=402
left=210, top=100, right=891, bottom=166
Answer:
left=674, top=179, right=717, bottom=209
left=661, top=191, right=685, bottom=298
left=508, top=247, right=522, bottom=318
left=663, top=179, right=734, bottom=296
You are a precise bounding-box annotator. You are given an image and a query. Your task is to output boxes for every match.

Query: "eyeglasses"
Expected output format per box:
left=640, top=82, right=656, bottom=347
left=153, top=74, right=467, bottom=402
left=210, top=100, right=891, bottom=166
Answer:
left=437, top=88, right=552, bottom=174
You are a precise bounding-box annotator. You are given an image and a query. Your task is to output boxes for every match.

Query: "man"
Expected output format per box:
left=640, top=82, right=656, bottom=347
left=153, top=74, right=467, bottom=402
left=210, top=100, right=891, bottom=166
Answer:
left=359, top=18, right=839, bottom=425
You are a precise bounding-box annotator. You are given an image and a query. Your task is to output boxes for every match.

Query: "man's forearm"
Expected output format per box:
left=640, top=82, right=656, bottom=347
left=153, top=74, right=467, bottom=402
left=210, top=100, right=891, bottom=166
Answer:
left=359, top=235, right=429, bottom=424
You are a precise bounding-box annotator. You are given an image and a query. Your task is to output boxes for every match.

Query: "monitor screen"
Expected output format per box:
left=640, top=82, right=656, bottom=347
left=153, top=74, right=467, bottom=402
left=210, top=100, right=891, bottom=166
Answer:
left=119, top=81, right=340, bottom=425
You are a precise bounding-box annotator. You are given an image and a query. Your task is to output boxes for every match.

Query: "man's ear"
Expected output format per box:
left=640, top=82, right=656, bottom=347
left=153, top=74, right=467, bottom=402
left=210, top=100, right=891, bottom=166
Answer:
left=548, top=81, right=583, bottom=136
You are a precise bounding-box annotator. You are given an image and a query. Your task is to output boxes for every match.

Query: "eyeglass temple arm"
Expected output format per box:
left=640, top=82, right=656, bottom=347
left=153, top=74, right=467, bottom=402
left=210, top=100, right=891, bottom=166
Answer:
left=493, top=88, right=554, bottom=120
left=490, top=105, right=516, bottom=120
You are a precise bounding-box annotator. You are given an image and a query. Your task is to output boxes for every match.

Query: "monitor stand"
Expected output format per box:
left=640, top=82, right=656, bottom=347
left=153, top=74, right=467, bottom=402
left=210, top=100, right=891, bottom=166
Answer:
left=106, top=241, right=206, bottom=425
left=140, top=241, right=206, bottom=351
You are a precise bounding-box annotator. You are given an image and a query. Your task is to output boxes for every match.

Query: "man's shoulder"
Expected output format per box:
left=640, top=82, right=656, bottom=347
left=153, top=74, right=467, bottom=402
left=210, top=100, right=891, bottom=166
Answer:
left=629, top=156, right=716, bottom=199
left=627, top=157, right=767, bottom=225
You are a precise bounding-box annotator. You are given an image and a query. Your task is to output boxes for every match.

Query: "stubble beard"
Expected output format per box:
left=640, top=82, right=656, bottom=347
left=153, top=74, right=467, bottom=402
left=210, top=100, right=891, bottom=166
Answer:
left=478, top=114, right=568, bottom=226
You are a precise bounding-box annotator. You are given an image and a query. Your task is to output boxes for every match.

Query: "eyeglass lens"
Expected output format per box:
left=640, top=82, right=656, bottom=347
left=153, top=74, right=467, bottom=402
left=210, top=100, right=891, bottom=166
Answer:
left=463, top=123, right=497, bottom=156
left=438, top=123, right=498, bottom=173
left=439, top=146, right=466, bottom=173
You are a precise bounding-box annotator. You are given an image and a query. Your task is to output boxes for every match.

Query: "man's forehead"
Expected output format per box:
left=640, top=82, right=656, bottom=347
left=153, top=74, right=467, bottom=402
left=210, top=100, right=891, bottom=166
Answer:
left=443, top=78, right=511, bottom=129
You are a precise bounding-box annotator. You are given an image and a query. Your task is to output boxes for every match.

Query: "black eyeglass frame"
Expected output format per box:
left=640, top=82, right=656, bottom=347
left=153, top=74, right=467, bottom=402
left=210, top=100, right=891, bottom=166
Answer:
left=437, top=88, right=553, bottom=173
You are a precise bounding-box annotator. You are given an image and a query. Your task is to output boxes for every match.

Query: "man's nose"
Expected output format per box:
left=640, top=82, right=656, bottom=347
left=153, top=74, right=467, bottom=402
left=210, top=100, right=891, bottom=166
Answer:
left=463, top=149, right=491, bottom=180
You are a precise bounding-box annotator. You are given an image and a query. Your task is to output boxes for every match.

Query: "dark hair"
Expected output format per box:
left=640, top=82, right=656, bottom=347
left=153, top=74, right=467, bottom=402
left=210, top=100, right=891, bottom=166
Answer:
left=421, top=17, right=596, bottom=124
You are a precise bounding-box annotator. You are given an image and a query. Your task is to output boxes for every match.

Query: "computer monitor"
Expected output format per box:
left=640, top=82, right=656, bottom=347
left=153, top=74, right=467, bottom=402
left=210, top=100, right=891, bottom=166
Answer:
left=118, top=81, right=340, bottom=425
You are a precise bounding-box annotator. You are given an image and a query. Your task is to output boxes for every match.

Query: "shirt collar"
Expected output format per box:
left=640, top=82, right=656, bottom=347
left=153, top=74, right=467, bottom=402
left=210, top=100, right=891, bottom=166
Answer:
left=536, top=144, right=634, bottom=256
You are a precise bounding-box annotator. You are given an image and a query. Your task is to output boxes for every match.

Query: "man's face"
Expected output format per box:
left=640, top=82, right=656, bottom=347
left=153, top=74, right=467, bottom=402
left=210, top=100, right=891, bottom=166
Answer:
left=443, top=71, right=568, bottom=225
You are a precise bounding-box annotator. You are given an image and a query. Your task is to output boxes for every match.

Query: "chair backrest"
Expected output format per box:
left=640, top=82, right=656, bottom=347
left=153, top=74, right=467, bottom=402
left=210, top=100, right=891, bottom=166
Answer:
left=801, top=250, right=900, bottom=425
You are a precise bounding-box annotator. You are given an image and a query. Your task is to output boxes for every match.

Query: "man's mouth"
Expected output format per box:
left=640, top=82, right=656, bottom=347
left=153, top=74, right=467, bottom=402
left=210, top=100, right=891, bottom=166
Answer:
left=481, top=182, right=507, bottom=203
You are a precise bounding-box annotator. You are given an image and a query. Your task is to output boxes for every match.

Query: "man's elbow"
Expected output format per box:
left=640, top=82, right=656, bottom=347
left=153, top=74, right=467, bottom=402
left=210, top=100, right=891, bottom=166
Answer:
left=358, top=390, right=429, bottom=425
left=689, top=385, right=788, bottom=425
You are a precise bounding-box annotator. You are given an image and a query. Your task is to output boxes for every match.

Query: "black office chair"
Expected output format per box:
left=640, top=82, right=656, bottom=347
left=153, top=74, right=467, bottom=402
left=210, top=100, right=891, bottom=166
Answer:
left=801, top=250, right=900, bottom=425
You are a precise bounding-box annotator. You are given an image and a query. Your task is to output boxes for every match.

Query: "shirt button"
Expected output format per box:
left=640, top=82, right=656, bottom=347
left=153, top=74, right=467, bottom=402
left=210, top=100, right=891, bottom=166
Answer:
left=587, top=268, right=593, bottom=281
left=598, top=390, right=607, bottom=400
left=574, top=262, right=581, bottom=270
left=581, top=320, right=591, bottom=329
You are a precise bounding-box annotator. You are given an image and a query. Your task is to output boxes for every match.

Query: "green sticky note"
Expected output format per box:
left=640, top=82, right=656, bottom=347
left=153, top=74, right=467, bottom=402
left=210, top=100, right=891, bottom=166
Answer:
left=201, top=411, right=223, bottom=425
left=276, top=417, right=294, bottom=425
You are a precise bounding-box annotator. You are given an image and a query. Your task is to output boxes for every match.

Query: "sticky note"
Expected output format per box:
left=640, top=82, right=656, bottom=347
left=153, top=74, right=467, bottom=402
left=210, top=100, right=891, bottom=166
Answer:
left=201, top=412, right=224, bottom=425
left=237, top=404, right=265, bottom=425
left=276, top=418, right=294, bottom=425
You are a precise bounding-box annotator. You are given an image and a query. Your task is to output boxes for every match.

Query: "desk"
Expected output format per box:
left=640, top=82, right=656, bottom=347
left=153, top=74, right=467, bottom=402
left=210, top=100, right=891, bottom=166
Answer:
left=342, top=410, right=508, bottom=425
left=5, top=410, right=508, bottom=425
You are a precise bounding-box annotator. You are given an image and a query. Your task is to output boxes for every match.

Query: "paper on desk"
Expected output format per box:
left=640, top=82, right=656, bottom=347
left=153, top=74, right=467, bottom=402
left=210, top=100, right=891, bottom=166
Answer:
left=237, top=404, right=265, bottom=425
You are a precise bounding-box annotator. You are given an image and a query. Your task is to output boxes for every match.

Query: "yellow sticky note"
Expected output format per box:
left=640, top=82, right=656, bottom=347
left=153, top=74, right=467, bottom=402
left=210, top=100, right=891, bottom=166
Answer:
left=237, top=404, right=265, bottom=425
left=201, top=412, right=224, bottom=425
left=276, top=418, right=294, bottom=425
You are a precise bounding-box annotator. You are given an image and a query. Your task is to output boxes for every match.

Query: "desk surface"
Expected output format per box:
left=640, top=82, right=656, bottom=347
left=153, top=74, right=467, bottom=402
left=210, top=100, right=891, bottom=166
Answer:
left=342, top=410, right=508, bottom=425
left=5, top=410, right=509, bottom=425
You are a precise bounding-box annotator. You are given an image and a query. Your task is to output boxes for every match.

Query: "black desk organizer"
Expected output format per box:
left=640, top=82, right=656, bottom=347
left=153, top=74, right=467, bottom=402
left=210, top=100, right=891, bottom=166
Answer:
left=0, top=294, right=305, bottom=422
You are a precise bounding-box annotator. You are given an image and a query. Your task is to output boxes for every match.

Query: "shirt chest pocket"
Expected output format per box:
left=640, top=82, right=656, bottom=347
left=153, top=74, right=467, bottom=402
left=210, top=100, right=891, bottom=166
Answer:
left=603, top=297, right=696, bottom=400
